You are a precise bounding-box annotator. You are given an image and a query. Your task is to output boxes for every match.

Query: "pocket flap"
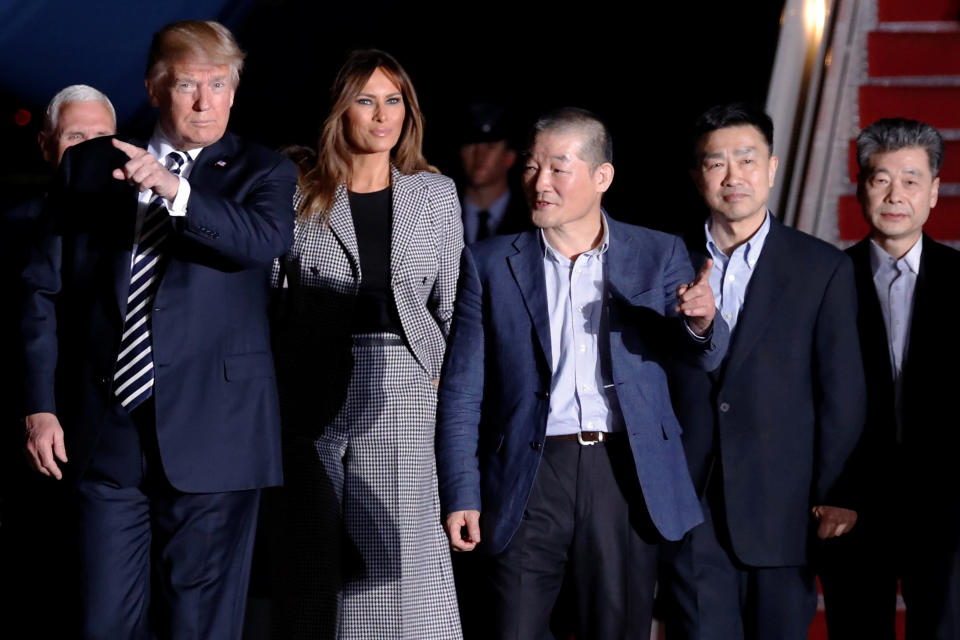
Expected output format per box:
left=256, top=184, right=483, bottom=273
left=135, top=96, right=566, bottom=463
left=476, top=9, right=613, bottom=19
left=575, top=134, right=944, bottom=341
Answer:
left=224, top=352, right=275, bottom=381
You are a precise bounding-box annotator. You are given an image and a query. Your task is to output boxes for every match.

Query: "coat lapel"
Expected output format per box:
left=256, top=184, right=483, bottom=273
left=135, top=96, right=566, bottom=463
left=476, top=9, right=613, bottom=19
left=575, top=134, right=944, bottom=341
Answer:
left=848, top=239, right=894, bottom=385
left=902, top=234, right=932, bottom=381
left=605, top=218, right=654, bottom=304
left=507, top=231, right=552, bottom=366
left=111, top=230, right=135, bottom=320
left=109, top=137, right=146, bottom=320
left=390, top=167, right=427, bottom=286
left=326, top=183, right=360, bottom=277
left=720, top=218, right=791, bottom=382
left=189, top=133, right=235, bottom=187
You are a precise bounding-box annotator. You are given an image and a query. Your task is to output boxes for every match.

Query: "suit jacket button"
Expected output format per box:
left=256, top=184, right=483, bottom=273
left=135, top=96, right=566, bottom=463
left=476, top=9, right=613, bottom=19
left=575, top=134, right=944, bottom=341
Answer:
left=719, top=402, right=730, bottom=413
left=530, top=441, right=542, bottom=450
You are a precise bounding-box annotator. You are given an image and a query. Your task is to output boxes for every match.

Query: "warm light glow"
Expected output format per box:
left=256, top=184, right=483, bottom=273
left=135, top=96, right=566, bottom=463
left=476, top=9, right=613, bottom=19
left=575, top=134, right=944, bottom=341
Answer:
left=805, top=0, right=826, bottom=40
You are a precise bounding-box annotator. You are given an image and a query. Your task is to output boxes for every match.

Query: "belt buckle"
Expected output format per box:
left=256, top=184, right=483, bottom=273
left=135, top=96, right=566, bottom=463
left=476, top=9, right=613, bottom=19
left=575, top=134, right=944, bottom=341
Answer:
left=577, top=431, right=600, bottom=446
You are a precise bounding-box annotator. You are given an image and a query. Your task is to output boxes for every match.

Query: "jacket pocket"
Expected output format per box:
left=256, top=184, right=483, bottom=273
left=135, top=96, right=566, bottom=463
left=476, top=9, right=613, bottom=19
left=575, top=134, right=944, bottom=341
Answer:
left=224, top=352, right=276, bottom=381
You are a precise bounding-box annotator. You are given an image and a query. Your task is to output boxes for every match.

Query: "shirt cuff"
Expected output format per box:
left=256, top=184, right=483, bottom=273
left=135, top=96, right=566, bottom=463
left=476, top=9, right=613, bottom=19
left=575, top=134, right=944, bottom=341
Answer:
left=683, top=317, right=712, bottom=342
left=162, top=176, right=190, bottom=217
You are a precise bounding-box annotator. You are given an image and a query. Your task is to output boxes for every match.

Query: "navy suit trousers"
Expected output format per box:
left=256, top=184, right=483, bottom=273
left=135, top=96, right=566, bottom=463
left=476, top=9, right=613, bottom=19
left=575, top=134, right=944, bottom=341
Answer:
left=76, top=400, right=260, bottom=640
left=662, top=481, right=817, bottom=640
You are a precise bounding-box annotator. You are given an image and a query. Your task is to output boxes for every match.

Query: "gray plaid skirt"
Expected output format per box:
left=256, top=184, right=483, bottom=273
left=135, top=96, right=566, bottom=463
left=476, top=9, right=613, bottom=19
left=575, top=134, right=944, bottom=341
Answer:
left=277, top=334, right=462, bottom=640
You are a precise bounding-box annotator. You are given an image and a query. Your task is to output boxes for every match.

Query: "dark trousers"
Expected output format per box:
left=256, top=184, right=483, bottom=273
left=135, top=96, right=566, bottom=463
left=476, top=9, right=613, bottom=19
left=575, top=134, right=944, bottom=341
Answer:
left=820, top=511, right=960, bottom=640
left=485, top=437, right=660, bottom=640
left=661, top=489, right=817, bottom=640
left=76, top=400, right=260, bottom=640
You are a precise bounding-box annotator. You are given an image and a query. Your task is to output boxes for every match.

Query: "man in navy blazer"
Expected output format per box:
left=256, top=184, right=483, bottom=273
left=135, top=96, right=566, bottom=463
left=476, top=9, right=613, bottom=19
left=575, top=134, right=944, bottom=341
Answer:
left=436, top=107, right=729, bottom=639
left=820, top=118, right=960, bottom=639
left=660, top=103, right=866, bottom=640
left=20, top=21, right=296, bottom=639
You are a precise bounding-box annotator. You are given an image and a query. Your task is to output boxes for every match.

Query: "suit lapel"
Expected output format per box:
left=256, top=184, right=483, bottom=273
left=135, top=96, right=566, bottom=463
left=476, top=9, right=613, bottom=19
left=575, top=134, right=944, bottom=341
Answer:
left=111, top=225, right=136, bottom=320
left=848, top=239, right=893, bottom=382
left=189, top=133, right=235, bottom=186
left=390, top=167, right=426, bottom=286
left=720, top=218, right=791, bottom=382
left=605, top=218, right=649, bottom=303
left=507, top=231, right=552, bottom=366
left=109, top=137, right=146, bottom=320
left=326, top=184, right=360, bottom=277
left=903, top=235, right=933, bottom=379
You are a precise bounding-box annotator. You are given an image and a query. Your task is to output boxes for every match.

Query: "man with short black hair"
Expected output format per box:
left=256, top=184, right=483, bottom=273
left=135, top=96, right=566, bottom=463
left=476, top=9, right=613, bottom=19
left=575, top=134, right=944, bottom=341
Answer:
left=437, top=107, right=728, bottom=639
left=820, top=117, right=960, bottom=639
left=661, top=102, right=866, bottom=639
left=21, top=20, right=296, bottom=638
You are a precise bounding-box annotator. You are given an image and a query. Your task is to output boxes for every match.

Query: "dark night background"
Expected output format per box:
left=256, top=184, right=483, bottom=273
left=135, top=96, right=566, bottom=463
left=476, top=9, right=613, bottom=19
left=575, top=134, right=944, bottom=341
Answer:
left=0, top=0, right=785, bottom=235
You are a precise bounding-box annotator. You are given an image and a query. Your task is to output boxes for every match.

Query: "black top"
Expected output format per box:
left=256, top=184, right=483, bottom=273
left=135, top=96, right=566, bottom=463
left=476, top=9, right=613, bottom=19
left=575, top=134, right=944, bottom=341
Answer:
left=349, top=187, right=402, bottom=333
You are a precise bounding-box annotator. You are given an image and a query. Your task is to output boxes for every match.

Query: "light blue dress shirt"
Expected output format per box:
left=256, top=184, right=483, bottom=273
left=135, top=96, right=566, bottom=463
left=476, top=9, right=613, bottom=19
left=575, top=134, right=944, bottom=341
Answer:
left=542, top=215, right=623, bottom=436
left=463, top=190, right=511, bottom=244
left=704, top=211, right=771, bottom=333
left=869, top=237, right=921, bottom=441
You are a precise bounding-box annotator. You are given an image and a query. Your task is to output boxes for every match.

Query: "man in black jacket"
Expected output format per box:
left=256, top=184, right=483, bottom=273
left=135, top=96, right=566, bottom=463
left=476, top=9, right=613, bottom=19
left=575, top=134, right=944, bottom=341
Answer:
left=820, top=117, right=960, bottom=640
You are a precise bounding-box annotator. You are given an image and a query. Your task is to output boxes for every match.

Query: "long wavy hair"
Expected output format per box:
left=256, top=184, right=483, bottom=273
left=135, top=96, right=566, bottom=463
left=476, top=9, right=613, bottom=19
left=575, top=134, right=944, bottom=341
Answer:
left=297, top=49, right=436, bottom=221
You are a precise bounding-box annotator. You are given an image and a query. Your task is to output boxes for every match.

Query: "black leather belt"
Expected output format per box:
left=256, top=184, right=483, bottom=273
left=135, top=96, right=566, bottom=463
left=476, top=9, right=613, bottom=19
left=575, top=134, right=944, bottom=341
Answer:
left=547, top=431, right=624, bottom=446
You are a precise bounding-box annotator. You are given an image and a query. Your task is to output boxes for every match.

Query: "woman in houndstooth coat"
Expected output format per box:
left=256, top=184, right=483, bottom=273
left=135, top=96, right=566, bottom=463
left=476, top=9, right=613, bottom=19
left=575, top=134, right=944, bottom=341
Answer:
left=271, top=49, right=463, bottom=639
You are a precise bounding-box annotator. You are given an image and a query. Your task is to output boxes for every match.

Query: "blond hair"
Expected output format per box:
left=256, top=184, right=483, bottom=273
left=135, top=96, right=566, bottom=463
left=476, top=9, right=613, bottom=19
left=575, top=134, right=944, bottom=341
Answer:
left=146, top=20, right=245, bottom=86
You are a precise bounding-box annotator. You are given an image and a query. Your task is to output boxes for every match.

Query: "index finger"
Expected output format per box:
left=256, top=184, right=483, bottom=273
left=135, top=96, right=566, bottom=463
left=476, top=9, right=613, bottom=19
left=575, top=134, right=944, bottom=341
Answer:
left=694, top=258, right=714, bottom=285
left=111, top=137, right=147, bottom=159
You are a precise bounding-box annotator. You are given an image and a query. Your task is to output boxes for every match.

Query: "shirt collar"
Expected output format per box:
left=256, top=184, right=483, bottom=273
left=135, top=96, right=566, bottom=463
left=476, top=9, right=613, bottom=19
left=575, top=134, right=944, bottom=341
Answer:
left=464, top=189, right=511, bottom=221
left=869, top=236, right=923, bottom=276
left=541, top=210, right=611, bottom=262
left=704, top=210, right=771, bottom=268
left=148, top=126, right=203, bottom=166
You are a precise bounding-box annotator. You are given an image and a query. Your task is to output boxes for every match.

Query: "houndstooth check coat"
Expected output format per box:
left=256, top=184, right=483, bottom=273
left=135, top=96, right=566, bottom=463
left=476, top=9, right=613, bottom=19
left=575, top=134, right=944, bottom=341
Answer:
left=272, top=166, right=465, bottom=639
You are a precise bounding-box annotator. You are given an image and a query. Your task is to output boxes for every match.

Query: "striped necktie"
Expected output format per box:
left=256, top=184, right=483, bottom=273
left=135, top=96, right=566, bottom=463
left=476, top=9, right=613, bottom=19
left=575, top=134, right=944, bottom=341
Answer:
left=113, top=151, right=185, bottom=410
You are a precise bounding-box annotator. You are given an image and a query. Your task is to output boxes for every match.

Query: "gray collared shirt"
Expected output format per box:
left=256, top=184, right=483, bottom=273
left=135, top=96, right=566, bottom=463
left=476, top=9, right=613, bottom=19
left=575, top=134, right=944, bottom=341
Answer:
left=542, top=214, right=623, bottom=436
left=869, top=237, right=921, bottom=440
left=704, top=211, right=771, bottom=333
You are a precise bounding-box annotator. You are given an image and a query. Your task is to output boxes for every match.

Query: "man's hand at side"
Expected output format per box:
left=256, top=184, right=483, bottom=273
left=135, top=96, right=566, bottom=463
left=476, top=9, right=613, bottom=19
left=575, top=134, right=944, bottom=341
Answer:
left=812, top=505, right=857, bottom=538
left=24, top=412, right=67, bottom=480
left=445, top=510, right=481, bottom=551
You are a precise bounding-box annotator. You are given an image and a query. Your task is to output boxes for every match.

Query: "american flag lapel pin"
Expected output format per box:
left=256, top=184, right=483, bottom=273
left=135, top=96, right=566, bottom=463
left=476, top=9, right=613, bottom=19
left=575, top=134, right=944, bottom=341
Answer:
left=215, top=159, right=227, bottom=167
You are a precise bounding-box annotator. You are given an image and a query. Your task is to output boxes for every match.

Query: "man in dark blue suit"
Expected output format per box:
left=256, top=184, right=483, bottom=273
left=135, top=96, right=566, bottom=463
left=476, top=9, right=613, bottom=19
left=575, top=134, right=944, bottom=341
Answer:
left=660, top=103, right=866, bottom=640
left=436, top=107, right=729, bottom=639
left=20, top=21, right=296, bottom=639
left=820, top=118, right=960, bottom=639
left=1, top=83, right=116, bottom=635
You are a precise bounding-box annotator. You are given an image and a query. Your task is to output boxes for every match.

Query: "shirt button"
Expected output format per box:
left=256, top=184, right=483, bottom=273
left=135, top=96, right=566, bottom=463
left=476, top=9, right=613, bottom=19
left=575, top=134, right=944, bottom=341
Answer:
left=578, top=305, right=584, bottom=313
left=579, top=344, right=586, bottom=352
left=728, top=274, right=736, bottom=282
left=725, top=313, right=732, bottom=320
left=719, top=402, right=730, bottom=413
